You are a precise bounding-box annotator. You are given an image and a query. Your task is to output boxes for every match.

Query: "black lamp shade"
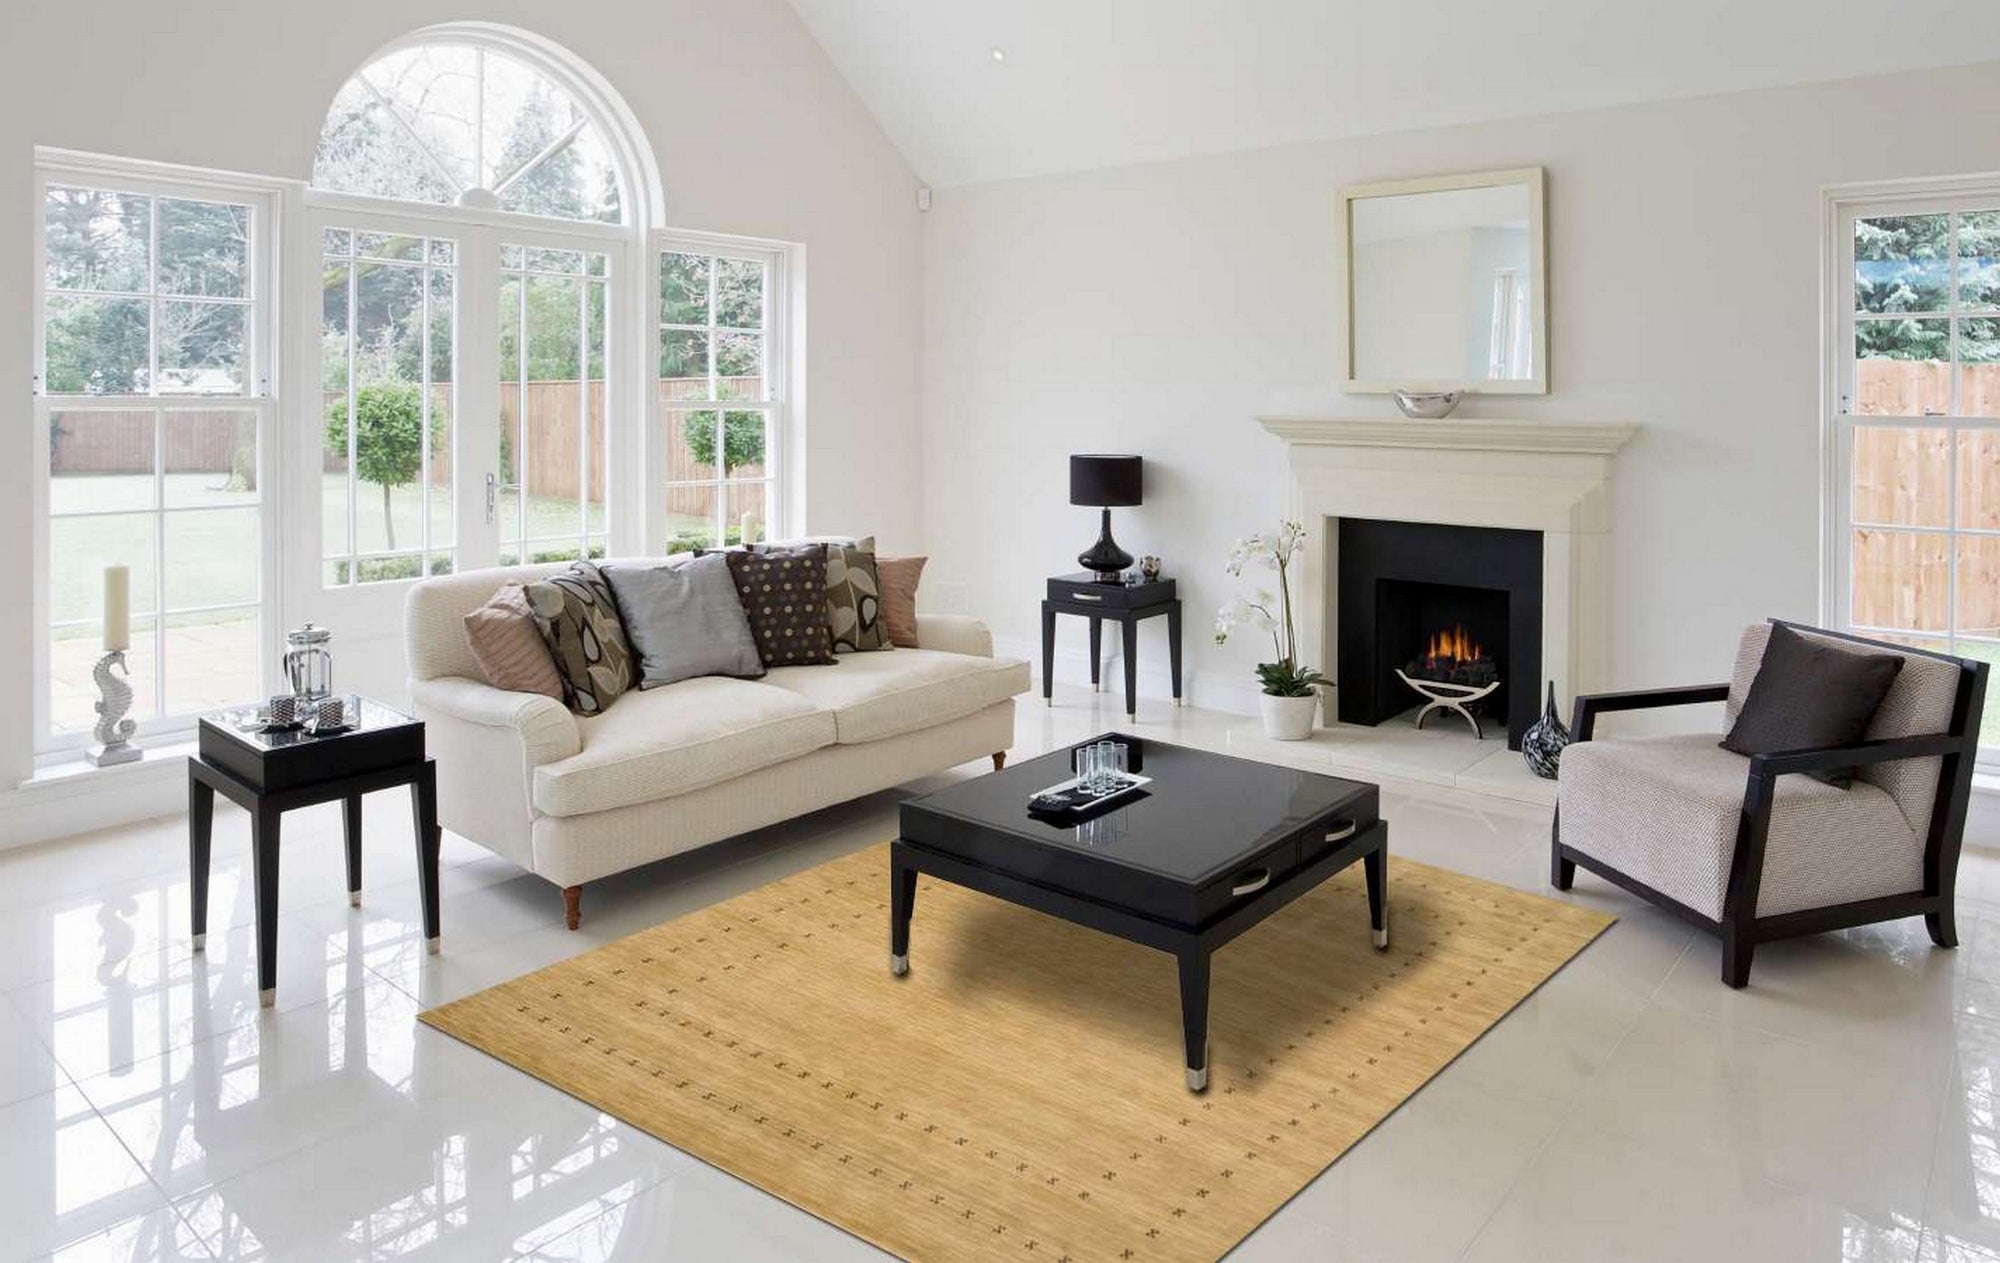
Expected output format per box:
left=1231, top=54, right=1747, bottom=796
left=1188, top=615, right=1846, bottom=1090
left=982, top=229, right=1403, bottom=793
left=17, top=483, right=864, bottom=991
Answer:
left=1069, top=454, right=1143, bottom=508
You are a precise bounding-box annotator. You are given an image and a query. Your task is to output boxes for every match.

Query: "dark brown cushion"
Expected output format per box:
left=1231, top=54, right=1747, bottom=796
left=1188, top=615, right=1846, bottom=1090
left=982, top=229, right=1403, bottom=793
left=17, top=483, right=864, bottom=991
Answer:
left=1719, top=623, right=1903, bottom=787
left=725, top=545, right=837, bottom=667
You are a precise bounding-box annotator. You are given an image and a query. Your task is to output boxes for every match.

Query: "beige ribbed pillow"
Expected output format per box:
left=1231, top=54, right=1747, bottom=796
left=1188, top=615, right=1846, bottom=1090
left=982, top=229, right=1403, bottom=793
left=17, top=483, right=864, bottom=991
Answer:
left=877, top=555, right=927, bottom=648
left=463, top=583, right=564, bottom=699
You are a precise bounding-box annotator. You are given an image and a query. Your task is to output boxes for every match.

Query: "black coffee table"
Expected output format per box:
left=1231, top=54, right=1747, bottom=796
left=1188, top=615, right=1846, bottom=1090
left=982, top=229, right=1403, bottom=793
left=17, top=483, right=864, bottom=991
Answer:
left=892, top=734, right=1385, bottom=1091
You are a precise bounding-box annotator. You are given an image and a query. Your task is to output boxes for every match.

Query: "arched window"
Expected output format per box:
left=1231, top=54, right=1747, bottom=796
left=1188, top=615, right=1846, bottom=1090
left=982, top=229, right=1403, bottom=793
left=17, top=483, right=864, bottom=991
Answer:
left=315, top=42, right=626, bottom=224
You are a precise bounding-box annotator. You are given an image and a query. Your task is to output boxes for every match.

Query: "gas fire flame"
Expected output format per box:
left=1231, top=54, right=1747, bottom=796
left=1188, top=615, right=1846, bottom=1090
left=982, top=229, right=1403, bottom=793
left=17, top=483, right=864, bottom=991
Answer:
left=1424, top=624, right=1486, bottom=664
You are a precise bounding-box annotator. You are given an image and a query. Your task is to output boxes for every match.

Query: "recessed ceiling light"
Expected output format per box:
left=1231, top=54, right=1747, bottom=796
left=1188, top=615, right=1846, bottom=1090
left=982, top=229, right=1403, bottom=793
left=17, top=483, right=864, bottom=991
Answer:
left=990, top=47, right=1006, bottom=63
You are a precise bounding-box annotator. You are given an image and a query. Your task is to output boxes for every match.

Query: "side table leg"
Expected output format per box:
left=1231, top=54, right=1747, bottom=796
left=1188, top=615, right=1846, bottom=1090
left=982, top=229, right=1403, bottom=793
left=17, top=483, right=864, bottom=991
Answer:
left=889, top=845, right=917, bottom=976
left=1365, top=843, right=1389, bottom=949
left=411, top=762, right=441, bottom=953
left=342, top=793, right=363, bottom=907
left=1121, top=618, right=1139, bottom=722
left=1167, top=603, right=1184, bottom=706
left=1088, top=617, right=1102, bottom=692
left=1041, top=603, right=1057, bottom=708
left=251, top=802, right=281, bottom=1007
left=188, top=774, right=213, bottom=951
left=1178, top=947, right=1211, bottom=1092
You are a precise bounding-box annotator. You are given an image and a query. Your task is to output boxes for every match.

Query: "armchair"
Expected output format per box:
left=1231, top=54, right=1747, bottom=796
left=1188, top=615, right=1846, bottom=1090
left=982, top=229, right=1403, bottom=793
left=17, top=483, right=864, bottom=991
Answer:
left=1552, top=621, right=1987, bottom=987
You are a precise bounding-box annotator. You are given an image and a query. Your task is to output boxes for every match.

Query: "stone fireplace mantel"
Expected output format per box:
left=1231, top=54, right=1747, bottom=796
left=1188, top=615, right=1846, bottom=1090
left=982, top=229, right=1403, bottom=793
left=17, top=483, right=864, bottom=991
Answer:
left=1256, top=415, right=1638, bottom=724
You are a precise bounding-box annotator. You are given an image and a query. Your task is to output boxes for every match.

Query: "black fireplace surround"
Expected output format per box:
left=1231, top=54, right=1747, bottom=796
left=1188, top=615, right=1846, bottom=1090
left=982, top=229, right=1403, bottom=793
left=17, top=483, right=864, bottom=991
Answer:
left=1335, top=518, right=1544, bottom=748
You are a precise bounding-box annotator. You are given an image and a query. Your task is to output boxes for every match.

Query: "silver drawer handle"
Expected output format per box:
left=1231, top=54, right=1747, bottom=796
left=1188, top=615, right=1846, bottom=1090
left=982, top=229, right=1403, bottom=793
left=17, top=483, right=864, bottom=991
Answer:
left=1324, top=821, right=1357, bottom=844
left=1071, top=592, right=1103, bottom=602
left=1231, top=869, right=1271, bottom=896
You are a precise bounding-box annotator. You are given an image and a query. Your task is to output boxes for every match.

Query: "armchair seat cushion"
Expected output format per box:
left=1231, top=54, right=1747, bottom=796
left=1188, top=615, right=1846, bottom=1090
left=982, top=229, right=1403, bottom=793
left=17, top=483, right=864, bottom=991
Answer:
left=1559, top=733, right=1922, bottom=920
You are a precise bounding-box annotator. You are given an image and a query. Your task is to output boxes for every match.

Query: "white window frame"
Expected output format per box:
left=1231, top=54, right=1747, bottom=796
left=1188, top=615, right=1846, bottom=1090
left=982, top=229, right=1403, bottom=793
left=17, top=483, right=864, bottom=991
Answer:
left=31, top=149, right=286, bottom=758
left=649, top=229, right=800, bottom=551
left=1822, top=172, right=2000, bottom=767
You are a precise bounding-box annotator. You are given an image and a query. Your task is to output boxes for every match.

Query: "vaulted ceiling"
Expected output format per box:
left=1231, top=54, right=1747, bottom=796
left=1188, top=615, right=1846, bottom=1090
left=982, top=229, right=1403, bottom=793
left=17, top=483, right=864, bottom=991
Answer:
left=785, top=0, right=2000, bottom=187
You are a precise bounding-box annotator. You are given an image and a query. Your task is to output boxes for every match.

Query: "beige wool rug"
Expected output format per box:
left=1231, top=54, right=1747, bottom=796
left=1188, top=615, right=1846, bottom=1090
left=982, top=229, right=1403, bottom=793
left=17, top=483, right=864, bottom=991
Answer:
left=422, top=844, right=1612, bottom=1262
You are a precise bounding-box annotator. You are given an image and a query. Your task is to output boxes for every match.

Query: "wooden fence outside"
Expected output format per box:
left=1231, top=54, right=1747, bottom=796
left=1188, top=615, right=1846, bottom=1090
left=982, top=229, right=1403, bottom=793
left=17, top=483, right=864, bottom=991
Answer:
left=50, top=378, right=764, bottom=518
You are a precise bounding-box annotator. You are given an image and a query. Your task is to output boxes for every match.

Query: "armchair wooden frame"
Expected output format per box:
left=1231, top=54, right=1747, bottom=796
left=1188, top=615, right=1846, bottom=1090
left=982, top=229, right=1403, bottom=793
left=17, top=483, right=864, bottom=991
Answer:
left=1551, top=621, right=1989, bottom=988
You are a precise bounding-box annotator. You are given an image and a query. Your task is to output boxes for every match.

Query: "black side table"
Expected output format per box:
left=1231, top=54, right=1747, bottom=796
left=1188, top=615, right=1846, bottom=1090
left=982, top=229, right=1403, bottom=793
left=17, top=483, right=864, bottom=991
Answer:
left=189, top=698, right=440, bottom=1007
left=1041, top=572, right=1183, bottom=720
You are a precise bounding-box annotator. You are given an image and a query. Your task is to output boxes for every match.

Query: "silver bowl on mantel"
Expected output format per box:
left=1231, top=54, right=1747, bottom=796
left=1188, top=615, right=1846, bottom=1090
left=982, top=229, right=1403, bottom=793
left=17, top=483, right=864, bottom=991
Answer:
left=1392, top=390, right=1462, bottom=419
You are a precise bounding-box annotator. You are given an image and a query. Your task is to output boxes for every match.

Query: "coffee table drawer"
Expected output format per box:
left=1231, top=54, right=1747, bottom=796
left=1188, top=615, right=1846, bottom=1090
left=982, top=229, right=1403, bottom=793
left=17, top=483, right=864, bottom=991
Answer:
left=1299, top=794, right=1380, bottom=867
left=1189, top=835, right=1300, bottom=923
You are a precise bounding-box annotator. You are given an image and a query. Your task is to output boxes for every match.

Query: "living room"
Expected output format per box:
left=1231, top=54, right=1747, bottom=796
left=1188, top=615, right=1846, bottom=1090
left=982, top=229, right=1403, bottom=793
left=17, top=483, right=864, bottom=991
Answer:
left=4, top=1, right=2000, bottom=1259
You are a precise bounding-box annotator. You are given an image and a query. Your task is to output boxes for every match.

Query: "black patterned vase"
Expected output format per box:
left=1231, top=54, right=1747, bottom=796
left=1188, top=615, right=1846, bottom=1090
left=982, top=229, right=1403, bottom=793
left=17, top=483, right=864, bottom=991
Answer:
left=1522, top=682, right=1570, bottom=780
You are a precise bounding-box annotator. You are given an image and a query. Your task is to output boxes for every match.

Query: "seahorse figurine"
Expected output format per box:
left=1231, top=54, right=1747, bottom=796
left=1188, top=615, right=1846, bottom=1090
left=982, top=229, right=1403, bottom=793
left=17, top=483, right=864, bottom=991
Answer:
left=92, top=650, right=137, bottom=748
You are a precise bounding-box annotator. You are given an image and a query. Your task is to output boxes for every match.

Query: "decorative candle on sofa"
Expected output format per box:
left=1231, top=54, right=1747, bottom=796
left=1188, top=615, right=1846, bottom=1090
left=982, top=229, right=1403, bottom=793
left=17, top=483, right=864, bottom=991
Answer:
left=102, top=565, right=130, bottom=652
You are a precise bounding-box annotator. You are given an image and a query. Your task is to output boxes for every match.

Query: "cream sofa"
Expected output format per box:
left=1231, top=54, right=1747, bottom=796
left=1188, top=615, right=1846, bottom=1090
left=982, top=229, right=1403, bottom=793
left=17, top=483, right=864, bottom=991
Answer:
left=404, top=562, right=1031, bottom=927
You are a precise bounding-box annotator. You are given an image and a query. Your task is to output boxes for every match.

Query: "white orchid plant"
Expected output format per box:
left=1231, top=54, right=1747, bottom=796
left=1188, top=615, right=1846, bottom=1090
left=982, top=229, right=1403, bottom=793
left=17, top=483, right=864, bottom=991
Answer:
left=1214, top=520, right=1329, bottom=698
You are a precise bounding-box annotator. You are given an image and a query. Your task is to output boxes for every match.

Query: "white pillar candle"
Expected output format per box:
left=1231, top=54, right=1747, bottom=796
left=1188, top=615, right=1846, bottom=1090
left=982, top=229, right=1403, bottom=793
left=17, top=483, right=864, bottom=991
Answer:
left=102, top=565, right=130, bottom=653
left=740, top=511, right=758, bottom=544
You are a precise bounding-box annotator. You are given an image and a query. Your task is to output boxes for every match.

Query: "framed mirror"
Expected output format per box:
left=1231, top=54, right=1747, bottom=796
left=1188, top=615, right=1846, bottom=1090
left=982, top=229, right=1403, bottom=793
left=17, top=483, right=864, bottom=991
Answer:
left=1339, top=166, right=1547, bottom=395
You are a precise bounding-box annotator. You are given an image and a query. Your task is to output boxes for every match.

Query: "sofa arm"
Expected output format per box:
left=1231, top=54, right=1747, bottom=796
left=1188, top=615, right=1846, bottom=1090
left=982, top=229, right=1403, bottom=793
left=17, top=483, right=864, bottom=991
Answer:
left=915, top=614, right=993, bottom=658
left=408, top=676, right=581, bottom=764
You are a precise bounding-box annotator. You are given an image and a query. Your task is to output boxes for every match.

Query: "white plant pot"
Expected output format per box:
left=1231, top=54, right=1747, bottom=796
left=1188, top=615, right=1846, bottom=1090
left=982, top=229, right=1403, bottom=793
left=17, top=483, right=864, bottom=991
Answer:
left=1259, top=692, right=1318, bottom=741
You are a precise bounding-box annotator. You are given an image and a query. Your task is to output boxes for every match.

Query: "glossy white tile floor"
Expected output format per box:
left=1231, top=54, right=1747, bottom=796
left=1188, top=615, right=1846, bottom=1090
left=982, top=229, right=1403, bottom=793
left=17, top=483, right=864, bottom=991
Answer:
left=6, top=687, right=2000, bottom=1261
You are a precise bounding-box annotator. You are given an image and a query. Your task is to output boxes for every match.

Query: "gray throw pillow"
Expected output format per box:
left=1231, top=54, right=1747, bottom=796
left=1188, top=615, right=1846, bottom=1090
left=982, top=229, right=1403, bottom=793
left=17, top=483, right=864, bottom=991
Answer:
left=602, top=554, right=765, bottom=688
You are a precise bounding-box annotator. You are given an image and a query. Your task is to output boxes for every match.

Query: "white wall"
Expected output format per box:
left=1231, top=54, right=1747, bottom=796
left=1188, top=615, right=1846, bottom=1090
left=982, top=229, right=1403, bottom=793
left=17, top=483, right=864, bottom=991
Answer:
left=920, top=61, right=2000, bottom=713
left=0, top=0, right=923, bottom=793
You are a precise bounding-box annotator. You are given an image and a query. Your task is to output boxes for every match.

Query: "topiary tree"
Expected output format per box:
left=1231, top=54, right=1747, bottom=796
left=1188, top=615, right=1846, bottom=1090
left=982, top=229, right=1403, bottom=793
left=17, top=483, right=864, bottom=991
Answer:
left=326, top=382, right=433, bottom=550
left=681, top=412, right=764, bottom=473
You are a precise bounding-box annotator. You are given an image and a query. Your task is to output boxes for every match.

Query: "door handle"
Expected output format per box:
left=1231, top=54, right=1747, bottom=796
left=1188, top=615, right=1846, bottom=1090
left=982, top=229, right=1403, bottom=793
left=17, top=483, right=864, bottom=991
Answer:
left=1324, top=821, right=1357, bottom=844
left=485, top=472, right=498, bottom=525
left=1230, top=869, right=1271, bottom=897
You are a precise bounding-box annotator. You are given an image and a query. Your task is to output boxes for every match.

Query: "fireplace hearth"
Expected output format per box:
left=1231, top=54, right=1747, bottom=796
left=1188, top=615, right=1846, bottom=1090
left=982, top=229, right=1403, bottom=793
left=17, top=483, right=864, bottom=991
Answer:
left=1336, top=518, right=1543, bottom=748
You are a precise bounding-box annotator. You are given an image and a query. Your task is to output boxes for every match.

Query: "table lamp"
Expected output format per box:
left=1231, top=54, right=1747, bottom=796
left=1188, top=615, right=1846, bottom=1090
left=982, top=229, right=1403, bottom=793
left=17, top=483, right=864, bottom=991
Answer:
left=1070, top=454, right=1143, bottom=583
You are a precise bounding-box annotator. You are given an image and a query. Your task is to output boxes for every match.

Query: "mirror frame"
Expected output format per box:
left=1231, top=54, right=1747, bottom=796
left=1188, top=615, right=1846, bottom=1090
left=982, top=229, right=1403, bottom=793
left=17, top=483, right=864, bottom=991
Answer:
left=1338, top=165, right=1548, bottom=395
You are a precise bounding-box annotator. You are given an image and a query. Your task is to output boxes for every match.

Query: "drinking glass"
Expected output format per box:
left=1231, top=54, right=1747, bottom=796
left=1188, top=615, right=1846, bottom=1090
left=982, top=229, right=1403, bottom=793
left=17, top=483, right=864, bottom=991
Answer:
left=1075, top=742, right=1101, bottom=792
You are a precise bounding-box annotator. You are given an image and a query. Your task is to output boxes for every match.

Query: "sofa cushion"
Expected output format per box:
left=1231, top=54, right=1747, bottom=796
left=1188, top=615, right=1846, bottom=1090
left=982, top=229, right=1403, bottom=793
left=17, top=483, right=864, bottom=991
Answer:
left=1558, top=732, right=1921, bottom=919
left=761, top=649, right=1031, bottom=745
left=523, top=562, right=636, bottom=717
left=602, top=554, right=765, bottom=688
left=725, top=545, right=837, bottom=667
left=532, top=677, right=836, bottom=817
left=1720, top=623, right=1903, bottom=787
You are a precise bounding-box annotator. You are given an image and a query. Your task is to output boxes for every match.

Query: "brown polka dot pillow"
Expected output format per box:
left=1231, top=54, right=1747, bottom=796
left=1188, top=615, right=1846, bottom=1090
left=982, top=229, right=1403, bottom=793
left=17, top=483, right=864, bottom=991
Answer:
left=724, top=544, right=836, bottom=667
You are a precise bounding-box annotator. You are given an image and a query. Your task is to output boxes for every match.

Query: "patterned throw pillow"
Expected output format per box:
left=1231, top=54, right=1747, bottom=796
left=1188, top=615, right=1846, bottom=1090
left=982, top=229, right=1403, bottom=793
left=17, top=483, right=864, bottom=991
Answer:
left=725, top=545, right=836, bottom=667
left=522, top=561, right=636, bottom=715
left=462, top=583, right=564, bottom=699
left=877, top=555, right=928, bottom=648
left=826, top=537, right=892, bottom=654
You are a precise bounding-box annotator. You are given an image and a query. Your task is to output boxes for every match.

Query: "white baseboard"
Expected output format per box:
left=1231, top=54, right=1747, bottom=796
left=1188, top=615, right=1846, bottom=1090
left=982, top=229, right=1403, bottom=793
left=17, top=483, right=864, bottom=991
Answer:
left=992, top=635, right=1264, bottom=718
left=0, top=742, right=194, bottom=852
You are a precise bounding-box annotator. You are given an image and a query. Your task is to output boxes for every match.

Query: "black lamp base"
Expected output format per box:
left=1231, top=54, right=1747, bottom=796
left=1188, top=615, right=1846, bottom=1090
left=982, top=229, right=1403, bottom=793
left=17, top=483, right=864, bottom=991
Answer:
left=1078, top=507, right=1134, bottom=582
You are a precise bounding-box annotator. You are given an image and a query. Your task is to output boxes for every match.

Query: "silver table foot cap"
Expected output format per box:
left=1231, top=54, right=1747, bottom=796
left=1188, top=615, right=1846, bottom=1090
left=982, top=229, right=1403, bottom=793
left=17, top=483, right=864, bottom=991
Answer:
left=889, top=953, right=909, bottom=976
left=1174, top=697, right=1183, bottom=707
left=1373, top=926, right=1390, bottom=950
left=348, top=891, right=361, bottom=908
left=190, top=934, right=205, bottom=952
left=1044, top=697, right=1052, bottom=708
left=1127, top=712, right=1137, bottom=722
left=258, top=988, right=276, bottom=1009
left=1186, top=1065, right=1208, bottom=1092
left=426, top=936, right=441, bottom=956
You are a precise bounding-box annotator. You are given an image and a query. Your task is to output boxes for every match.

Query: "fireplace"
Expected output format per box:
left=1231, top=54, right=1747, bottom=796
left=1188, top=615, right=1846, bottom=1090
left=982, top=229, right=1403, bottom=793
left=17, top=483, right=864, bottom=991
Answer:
left=1335, top=518, right=1543, bottom=748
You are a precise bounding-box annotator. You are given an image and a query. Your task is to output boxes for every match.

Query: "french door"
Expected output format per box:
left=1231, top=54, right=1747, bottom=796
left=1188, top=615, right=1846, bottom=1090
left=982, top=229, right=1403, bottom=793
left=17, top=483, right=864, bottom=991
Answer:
left=287, top=199, right=626, bottom=639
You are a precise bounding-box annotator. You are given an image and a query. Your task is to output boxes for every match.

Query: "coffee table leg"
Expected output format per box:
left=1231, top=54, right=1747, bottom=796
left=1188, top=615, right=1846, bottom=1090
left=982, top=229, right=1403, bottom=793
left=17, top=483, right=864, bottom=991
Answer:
left=1365, top=844, right=1389, bottom=949
left=188, top=774, right=213, bottom=951
left=1178, top=948, right=1211, bottom=1092
left=889, top=847, right=917, bottom=976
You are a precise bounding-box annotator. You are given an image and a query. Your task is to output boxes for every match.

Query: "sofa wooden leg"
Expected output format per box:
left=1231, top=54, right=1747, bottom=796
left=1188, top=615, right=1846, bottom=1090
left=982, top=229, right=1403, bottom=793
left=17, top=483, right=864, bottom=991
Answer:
left=563, top=885, right=582, bottom=931
left=991, top=751, right=1006, bottom=772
